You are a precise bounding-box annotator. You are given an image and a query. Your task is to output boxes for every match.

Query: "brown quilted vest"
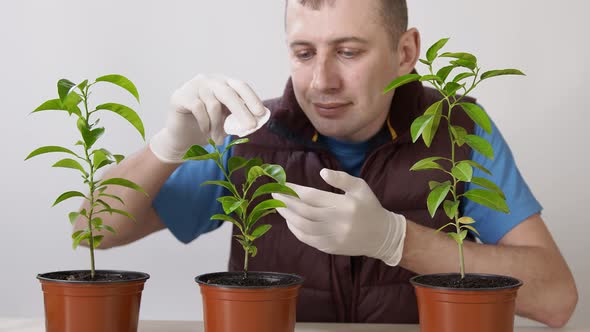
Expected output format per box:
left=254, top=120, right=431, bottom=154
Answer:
left=228, top=78, right=475, bottom=323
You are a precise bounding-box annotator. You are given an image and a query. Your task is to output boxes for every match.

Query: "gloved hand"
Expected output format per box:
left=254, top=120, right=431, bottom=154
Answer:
left=272, top=168, right=407, bottom=266
left=149, top=74, right=271, bottom=163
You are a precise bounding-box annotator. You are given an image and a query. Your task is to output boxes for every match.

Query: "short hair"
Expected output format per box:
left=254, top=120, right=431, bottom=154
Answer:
left=290, top=0, right=408, bottom=45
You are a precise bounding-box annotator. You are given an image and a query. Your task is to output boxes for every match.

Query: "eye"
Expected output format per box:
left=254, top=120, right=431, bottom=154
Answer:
left=294, top=49, right=315, bottom=61
left=338, top=49, right=361, bottom=59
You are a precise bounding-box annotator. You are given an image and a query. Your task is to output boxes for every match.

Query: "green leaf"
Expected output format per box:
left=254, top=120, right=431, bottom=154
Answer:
left=99, top=208, right=136, bottom=221
left=436, top=65, right=455, bottom=82
left=72, top=230, right=84, bottom=240
left=98, top=192, right=125, bottom=205
left=464, top=135, right=494, bottom=160
left=248, top=199, right=286, bottom=227
left=243, top=158, right=263, bottom=177
left=463, top=189, right=510, bottom=213
left=447, top=232, right=463, bottom=245
left=57, top=79, right=76, bottom=102
left=443, top=82, right=464, bottom=96
left=33, top=99, right=64, bottom=113
left=183, top=145, right=217, bottom=161
left=452, top=72, right=475, bottom=83
left=95, top=74, right=140, bottom=102
left=450, top=59, right=476, bottom=70
left=440, top=52, right=477, bottom=63
left=99, top=178, right=147, bottom=196
left=458, top=216, right=475, bottom=224
left=427, top=182, right=452, bottom=218
left=95, top=103, right=145, bottom=139
left=228, top=156, right=248, bottom=175
left=91, top=217, right=103, bottom=228
left=72, top=232, right=90, bottom=249
left=421, top=101, right=443, bottom=147
left=428, top=181, right=443, bottom=190
left=419, top=75, right=443, bottom=84
left=25, top=146, right=80, bottom=160
left=250, top=224, right=272, bottom=239
left=459, top=102, right=492, bottom=134
left=481, top=69, right=525, bottom=80
left=426, top=38, right=449, bottom=62
left=93, top=150, right=113, bottom=171
left=113, top=154, right=125, bottom=164
left=211, top=214, right=243, bottom=232
left=104, top=225, right=116, bottom=234
left=383, top=74, right=421, bottom=93
left=451, top=162, right=472, bottom=182
left=53, top=191, right=86, bottom=206
left=443, top=200, right=460, bottom=219
left=69, top=212, right=82, bottom=224
left=471, top=177, right=506, bottom=199
left=410, top=114, right=435, bottom=143
left=248, top=245, right=258, bottom=257
left=77, top=118, right=104, bottom=148
left=96, top=199, right=112, bottom=211
left=261, top=164, right=287, bottom=185
left=62, top=91, right=83, bottom=116
left=225, top=138, right=250, bottom=151
left=418, top=59, right=431, bottom=66
left=201, top=180, right=238, bottom=196
left=77, top=79, right=88, bottom=91
left=217, top=196, right=244, bottom=215
left=32, top=98, right=81, bottom=117
left=53, top=158, right=87, bottom=175
left=92, top=235, right=104, bottom=249
left=461, top=224, right=480, bottom=236
left=459, top=229, right=468, bottom=241
left=450, top=125, right=467, bottom=146
left=461, top=160, right=492, bottom=176
left=435, top=222, right=455, bottom=233
left=410, top=157, right=446, bottom=172
left=252, top=183, right=298, bottom=200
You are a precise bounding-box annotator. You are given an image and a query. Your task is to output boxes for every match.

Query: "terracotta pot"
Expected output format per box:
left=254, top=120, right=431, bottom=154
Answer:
left=196, top=271, right=304, bottom=332
left=411, top=273, right=523, bottom=332
left=37, top=270, right=149, bottom=332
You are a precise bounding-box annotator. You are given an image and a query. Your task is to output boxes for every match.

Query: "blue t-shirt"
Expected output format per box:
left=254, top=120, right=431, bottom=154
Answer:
left=153, top=119, right=542, bottom=245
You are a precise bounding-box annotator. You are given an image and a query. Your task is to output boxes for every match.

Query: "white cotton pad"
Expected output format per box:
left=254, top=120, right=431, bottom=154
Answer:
left=224, top=108, right=271, bottom=137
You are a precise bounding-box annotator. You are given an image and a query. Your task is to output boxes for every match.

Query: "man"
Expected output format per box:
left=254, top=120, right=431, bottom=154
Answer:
left=76, top=0, right=577, bottom=327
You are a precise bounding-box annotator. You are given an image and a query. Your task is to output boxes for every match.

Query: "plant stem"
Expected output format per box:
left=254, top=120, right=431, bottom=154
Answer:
left=458, top=234, right=465, bottom=278
left=244, top=247, right=249, bottom=273
left=81, top=87, right=96, bottom=279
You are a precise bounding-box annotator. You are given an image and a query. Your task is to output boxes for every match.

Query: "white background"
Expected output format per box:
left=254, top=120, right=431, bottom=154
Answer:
left=0, top=0, right=588, bottom=328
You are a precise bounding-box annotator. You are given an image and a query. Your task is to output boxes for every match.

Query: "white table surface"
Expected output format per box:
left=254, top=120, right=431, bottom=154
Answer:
left=1, top=318, right=587, bottom=332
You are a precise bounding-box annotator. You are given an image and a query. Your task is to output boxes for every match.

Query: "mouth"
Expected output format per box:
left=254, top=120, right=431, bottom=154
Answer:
left=312, top=102, right=352, bottom=118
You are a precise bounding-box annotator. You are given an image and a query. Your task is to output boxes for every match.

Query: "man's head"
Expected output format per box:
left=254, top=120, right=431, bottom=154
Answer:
left=285, top=0, right=420, bottom=142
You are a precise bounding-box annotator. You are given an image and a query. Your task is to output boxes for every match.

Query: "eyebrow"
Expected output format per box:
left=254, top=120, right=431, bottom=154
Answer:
left=289, top=37, right=369, bottom=48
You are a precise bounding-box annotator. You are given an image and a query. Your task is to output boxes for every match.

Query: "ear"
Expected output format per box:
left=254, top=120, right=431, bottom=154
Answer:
left=396, top=28, right=421, bottom=76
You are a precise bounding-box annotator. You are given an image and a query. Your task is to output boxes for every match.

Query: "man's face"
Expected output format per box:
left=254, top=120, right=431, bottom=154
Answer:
left=285, top=0, right=399, bottom=142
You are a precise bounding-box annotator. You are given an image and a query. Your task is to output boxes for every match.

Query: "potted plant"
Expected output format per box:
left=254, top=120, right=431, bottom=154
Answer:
left=26, top=75, right=150, bottom=332
left=184, top=138, right=304, bottom=332
left=384, top=38, right=525, bottom=332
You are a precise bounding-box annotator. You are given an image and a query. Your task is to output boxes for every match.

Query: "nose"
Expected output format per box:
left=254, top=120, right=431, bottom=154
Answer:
left=311, top=54, right=342, bottom=93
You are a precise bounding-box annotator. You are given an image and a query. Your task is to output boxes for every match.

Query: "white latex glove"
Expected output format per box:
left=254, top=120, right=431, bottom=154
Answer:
left=272, top=168, right=407, bottom=266
left=149, top=74, right=271, bottom=163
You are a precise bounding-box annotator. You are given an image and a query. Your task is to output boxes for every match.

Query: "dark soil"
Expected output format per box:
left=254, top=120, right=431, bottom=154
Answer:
left=412, top=273, right=521, bottom=289
left=38, top=270, right=149, bottom=283
left=198, top=271, right=303, bottom=288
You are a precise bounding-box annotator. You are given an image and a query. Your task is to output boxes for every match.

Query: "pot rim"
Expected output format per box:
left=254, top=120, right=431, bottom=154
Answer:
left=410, top=273, right=523, bottom=291
left=37, top=270, right=150, bottom=284
left=195, top=271, right=304, bottom=289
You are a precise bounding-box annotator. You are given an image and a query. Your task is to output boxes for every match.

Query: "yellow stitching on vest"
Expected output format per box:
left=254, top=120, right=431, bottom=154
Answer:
left=387, top=115, right=397, bottom=141
left=312, top=130, right=319, bottom=142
